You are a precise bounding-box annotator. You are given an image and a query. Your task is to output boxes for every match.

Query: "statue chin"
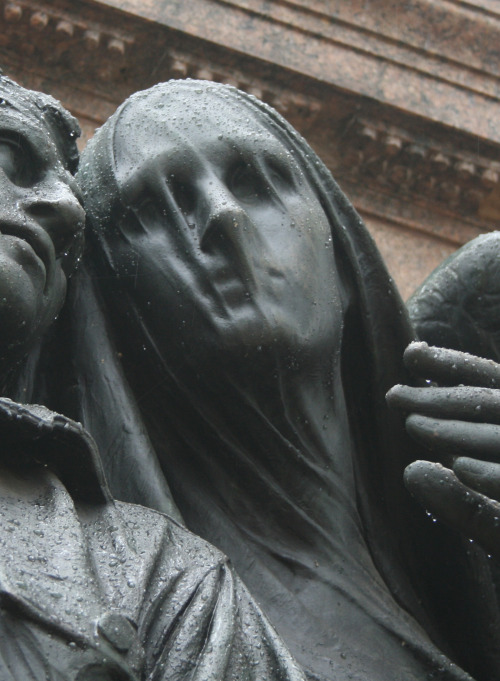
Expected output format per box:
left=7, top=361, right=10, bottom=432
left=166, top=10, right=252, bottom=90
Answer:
left=0, top=247, right=64, bottom=366
left=136, top=291, right=339, bottom=380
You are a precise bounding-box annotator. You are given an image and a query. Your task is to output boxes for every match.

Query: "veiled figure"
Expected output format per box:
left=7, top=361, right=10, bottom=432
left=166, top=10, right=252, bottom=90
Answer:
left=0, top=76, right=308, bottom=681
left=34, top=81, right=500, bottom=680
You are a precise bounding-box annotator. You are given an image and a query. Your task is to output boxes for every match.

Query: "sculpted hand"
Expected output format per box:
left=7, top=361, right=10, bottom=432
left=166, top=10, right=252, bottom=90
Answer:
left=403, top=459, right=500, bottom=558
left=387, top=342, right=500, bottom=557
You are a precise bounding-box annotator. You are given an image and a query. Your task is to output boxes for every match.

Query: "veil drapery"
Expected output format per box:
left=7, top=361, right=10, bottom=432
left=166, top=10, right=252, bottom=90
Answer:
left=27, top=81, right=500, bottom=680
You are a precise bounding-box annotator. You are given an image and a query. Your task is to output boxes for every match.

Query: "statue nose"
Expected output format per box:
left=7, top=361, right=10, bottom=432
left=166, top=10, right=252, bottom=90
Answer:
left=198, top=182, right=249, bottom=254
left=25, top=185, right=85, bottom=264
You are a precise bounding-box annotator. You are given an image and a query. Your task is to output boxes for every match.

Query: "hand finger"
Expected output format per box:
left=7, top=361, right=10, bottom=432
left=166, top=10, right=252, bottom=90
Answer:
left=405, top=460, right=500, bottom=558
left=453, top=457, right=500, bottom=501
left=404, top=342, right=500, bottom=388
left=0, top=398, right=56, bottom=436
left=406, top=414, right=500, bottom=463
left=387, top=384, right=500, bottom=424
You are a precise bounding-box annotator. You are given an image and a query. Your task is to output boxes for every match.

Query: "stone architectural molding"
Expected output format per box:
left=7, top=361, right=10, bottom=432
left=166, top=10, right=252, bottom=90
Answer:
left=1, top=0, right=134, bottom=81
left=339, top=116, right=500, bottom=218
left=95, top=0, right=500, bottom=144
left=0, top=0, right=499, bottom=293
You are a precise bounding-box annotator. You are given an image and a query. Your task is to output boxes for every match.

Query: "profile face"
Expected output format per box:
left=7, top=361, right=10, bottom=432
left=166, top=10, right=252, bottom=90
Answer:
left=108, top=87, right=344, bottom=364
left=0, top=105, right=84, bottom=363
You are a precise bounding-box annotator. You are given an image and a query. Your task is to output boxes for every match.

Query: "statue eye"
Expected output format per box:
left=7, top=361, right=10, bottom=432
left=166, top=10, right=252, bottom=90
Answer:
left=230, top=163, right=263, bottom=203
left=131, top=198, right=163, bottom=234
left=267, top=157, right=294, bottom=191
left=0, top=137, right=34, bottom=186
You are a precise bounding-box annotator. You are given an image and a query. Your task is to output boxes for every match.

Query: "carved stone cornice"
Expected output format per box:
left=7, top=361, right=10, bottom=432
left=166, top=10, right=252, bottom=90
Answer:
left=0, top=0, right=134, bottom=81
left=338, top=117, right=500, bottom=218
left=0, top=0, right=498, bottom=244
left=96, top=0, right=500, bottom=145
left=0, top=0, right=325, bottom=122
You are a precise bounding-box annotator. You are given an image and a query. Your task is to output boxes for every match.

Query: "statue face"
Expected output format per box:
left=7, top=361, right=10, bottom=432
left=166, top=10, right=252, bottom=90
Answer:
left=0, top=106, right=84, bottom=363
left=111, top=93, right=343, bottom=364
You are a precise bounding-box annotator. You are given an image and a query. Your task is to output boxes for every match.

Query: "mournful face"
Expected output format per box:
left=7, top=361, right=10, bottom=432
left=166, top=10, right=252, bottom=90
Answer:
left=0, top=92, right=84, bottom=370
left=91, top=83, right=345, bottom=369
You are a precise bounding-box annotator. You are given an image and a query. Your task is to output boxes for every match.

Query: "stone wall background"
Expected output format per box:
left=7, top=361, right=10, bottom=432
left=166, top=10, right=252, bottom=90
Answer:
left=1, top=0, right=499, bottom=299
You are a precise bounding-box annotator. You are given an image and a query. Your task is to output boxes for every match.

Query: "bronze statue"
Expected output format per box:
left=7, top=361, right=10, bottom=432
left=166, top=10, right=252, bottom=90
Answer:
left=0, top=76, right=83, bottom=392
left=62, top=80, right=499, bottom=680
left=0, top=77, right=308, bottom=681
left=408, top=232, right=500, bottom=363
left=396, top=234, right=500, bottom=562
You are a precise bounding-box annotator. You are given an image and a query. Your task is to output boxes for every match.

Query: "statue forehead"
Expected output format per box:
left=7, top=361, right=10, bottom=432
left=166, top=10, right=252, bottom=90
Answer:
left=0, top=104, right=71, bottom=182
left=0, top=103, right=54, bottom=146
left=0, top=95, right=49, bottom=136
left=0, top=78, right=80, bottom=173
left=121, top=82, right=259, bottom=121
left=0, top=78, right=56, bottom=134
left=113, top=84, right=277, bottom=163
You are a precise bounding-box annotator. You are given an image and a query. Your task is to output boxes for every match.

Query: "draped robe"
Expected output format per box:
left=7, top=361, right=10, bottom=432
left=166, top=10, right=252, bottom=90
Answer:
left=0, top=399, right=307, bottom=681
left=22, top=81, right=500, bottom=680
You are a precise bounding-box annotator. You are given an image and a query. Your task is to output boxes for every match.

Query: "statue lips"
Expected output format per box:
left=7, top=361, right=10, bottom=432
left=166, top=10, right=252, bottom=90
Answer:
left=0, top=221, right=55, bottom=294
left=206, top=252, right=260, bottom=311
left=209, top=261, right=248, bottom=303
left=202, top=224, right=259, bottom=309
